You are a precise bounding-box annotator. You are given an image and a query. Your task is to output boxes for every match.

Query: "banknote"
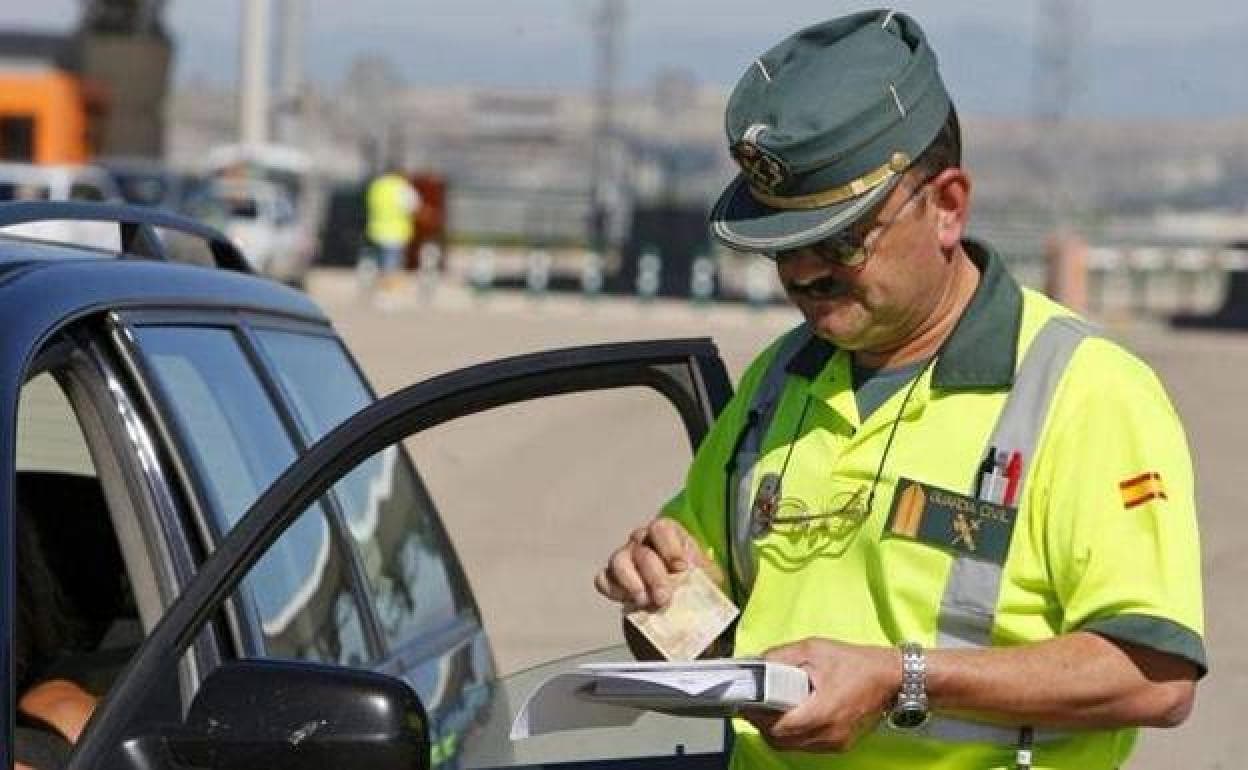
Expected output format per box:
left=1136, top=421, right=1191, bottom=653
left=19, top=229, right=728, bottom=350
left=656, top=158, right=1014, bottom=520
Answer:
left=625, top=566, right=739, bottom=661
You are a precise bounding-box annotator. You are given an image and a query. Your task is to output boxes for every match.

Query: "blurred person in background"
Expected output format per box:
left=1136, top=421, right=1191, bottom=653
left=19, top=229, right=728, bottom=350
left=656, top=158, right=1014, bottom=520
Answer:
left=596, top=9, right=1204, bottom=770
left=364, top=163, right=421, bottom=293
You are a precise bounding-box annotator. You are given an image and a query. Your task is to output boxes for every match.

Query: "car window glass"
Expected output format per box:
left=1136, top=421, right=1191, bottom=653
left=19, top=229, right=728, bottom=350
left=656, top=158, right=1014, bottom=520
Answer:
left=312, top=370, right=721, bottom=768
left=133, top=326, right=370, bottom=666
left=407, top=386, right=691, bottom=675
left=15, top=369, right=151, bottom=709
left=254, top=330, right=470, bottom=649
left=17, top=372, right=95, bottom=475
left=396, top=383, right=726, bottom=768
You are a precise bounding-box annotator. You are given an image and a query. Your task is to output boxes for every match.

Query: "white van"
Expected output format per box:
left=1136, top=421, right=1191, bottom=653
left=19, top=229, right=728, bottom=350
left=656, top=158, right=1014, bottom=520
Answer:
left=210, top=178, right=310, bottom=283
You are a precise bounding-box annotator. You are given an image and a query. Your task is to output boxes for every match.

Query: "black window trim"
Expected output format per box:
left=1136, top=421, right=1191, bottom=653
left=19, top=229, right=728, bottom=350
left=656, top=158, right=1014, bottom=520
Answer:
left=233, top=319, right=388, bottom=662
left=111, top=307, right=387, bottom=665
left=242, top=321, right=489, bottom=664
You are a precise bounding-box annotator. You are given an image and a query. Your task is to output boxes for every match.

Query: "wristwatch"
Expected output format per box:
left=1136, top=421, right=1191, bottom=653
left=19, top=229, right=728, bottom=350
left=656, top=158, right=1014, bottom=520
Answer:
left=887, top=641, right=930, bottom=729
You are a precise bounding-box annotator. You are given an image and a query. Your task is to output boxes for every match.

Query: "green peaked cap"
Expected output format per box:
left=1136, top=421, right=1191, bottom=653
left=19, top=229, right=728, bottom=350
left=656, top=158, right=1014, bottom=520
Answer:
left=710, top=10, right=953, bottom=254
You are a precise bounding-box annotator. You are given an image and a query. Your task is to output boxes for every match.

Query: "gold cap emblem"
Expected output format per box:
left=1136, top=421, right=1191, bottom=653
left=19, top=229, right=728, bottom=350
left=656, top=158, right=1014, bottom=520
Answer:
left=731, top=134, right=790, bottom=195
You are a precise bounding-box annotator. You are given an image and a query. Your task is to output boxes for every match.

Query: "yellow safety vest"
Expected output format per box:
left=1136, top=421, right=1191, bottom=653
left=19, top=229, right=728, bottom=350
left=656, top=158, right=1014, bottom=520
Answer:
left=665, top=240, right=1205, bottom=770
left=366, top=173, right=416, bottom=246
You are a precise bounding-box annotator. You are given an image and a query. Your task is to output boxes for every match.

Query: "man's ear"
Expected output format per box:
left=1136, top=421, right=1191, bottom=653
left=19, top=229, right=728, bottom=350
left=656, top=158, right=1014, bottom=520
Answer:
left=930, top=168, right=972, bottom=250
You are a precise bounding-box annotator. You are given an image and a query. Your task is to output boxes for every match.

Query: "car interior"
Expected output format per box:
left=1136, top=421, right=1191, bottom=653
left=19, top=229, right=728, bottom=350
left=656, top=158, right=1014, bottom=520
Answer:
left=14, top=372, right=145, bottom=715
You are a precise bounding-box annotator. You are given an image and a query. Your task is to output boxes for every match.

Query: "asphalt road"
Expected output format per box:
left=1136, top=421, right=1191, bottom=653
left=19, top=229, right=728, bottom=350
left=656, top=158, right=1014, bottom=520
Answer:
left=308, top=269, right=1244, bottom=769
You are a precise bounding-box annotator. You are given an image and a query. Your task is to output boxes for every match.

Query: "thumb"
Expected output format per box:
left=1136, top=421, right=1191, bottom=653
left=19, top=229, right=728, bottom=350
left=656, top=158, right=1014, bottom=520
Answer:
left=761, top=641, right=809, bottom=667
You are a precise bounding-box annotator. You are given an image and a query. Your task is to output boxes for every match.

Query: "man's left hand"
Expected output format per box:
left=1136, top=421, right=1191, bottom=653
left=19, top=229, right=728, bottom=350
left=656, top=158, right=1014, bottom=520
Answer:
left=744, top=638, right=901, bottom=753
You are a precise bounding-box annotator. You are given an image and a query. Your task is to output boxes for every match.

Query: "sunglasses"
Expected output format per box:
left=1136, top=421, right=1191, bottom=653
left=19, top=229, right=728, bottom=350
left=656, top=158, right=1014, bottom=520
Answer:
left=770, top=176, right=935, bottom=267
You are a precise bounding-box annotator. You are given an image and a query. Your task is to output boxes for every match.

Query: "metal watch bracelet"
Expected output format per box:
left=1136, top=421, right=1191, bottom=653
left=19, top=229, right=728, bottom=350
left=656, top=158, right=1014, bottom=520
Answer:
left=888, top=640, right=930, bottom=729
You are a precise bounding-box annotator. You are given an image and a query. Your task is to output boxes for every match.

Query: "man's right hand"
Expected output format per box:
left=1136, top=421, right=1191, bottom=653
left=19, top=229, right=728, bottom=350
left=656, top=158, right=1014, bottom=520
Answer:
left=593, top=518, right=717, bottom=611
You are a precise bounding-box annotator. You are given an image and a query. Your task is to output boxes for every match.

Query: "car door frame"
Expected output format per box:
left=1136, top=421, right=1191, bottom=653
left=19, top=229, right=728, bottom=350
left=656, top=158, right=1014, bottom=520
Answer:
left=68, top=337, right=732, bottom=770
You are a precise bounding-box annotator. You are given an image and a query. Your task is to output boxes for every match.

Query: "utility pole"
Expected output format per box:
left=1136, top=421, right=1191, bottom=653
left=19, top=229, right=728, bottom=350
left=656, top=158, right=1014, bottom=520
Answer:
left=239, top=0, right=271, bottom=147
left=275, top=0, right=305, bottom=145
left=588, top=0, right=624, bottom=254
left=1031, top=0, right=1091, bottom=311
left=1030, top=0, right=1089, bottom=226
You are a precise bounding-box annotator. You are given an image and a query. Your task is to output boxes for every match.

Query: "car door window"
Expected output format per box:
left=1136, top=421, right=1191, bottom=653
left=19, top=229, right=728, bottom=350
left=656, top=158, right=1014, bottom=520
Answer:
left=15, top=371, right=141, bottom=691
left=73, top=339, right=731, bottom=770
left=133, top=326, right=370, bottom=666
left=253, top=329, right=471, bottom=652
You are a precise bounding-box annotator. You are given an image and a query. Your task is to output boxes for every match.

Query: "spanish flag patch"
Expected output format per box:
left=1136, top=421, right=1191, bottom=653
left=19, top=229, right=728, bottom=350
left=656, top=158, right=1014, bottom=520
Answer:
left=1119, top=472, right=1167, bottom=509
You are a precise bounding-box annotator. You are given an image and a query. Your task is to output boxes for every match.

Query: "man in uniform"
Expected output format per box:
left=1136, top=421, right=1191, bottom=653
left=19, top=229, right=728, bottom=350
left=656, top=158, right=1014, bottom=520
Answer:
left=595, top=10, right=1205, bottom=769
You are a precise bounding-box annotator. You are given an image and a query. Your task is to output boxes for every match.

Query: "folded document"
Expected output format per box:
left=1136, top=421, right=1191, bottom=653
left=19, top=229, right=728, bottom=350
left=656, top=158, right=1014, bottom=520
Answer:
left=510, top=659, right=810, bottom=739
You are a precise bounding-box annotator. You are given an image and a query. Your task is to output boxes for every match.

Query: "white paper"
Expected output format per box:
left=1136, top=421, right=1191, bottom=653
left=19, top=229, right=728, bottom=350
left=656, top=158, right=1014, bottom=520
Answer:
left=510, top=659, right=810, bottom=740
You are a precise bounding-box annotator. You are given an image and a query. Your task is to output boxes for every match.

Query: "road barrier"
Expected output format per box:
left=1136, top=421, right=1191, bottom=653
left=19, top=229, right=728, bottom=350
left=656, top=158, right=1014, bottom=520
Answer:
left=1084, top=245, right=1242, bottom=318
left=636, top=250, right=661, bottom=301
left=526, top=249, right=552, bottom=295
left=470, top=247, right=496, bottom=293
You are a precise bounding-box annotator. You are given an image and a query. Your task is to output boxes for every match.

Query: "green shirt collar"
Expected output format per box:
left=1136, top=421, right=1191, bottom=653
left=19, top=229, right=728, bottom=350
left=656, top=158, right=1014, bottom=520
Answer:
left=785, top=238, right=1022, bottom=389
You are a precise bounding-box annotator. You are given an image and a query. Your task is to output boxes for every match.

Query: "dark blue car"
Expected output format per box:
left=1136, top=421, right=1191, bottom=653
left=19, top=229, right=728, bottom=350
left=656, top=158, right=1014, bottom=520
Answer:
left=1, top=203, right=733, bottom=770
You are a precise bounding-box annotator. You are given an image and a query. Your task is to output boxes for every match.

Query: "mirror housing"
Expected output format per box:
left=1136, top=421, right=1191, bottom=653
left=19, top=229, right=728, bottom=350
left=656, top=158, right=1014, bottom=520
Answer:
left=120, top=660, right=430, bottom=770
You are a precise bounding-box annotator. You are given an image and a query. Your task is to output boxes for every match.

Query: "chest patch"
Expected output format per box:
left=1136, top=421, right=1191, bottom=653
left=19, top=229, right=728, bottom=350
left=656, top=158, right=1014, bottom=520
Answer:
left=885, top=478, right=1018, bottom=564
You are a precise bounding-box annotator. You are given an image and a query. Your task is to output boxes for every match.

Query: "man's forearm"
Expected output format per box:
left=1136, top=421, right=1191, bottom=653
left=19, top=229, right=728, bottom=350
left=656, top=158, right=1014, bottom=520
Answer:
left=926, top=631, right=1197, bottom=729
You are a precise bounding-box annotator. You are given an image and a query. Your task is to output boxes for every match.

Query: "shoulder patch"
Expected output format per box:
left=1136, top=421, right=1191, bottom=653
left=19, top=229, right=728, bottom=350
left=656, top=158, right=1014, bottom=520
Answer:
left=1120, top=472, right=1167, bottom=509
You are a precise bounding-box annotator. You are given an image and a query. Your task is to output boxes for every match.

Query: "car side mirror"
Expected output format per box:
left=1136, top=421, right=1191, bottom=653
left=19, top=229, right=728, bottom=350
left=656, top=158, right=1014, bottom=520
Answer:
left=115, top=660, right=430, bottom=770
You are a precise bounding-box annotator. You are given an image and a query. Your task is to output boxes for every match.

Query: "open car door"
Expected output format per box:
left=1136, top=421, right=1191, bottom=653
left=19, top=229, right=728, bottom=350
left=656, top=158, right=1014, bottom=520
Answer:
left=68, top=338, right=733, bottom=770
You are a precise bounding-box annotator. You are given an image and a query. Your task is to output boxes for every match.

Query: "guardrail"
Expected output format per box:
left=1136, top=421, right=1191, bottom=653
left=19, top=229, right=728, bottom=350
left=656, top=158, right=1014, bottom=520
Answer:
left=1076, top=246, right=1243, bottom=318
left=404, top=243, right=1246, bottom=320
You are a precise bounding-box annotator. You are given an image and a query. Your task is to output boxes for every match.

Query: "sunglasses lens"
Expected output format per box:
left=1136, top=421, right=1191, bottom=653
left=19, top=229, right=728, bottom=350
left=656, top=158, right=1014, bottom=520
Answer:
left=811, top=235, right=865, bottom=265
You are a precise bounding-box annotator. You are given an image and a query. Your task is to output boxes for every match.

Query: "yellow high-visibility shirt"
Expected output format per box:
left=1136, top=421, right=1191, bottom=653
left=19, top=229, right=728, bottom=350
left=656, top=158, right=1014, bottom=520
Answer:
left=665, top=240, right=1205, bottom=770
left=366, top=172, right=418, bottom=246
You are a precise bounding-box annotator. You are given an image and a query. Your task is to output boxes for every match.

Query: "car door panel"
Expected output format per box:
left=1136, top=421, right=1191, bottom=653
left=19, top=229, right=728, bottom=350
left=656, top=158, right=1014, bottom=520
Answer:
left=69, top=338, right=732, bottom=770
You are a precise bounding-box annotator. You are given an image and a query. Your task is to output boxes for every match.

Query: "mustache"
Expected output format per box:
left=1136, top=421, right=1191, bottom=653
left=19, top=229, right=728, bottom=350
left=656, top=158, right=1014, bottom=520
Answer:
left=784, top=274, right=851, bottom=299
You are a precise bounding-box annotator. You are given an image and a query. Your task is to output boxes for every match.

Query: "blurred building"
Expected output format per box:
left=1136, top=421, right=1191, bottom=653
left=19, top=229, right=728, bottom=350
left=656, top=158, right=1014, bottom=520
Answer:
left=77, top=0, right=173, bottom=159
left=165, top=76, right=1248, bottom=255
left=0, top=32, right=104, bottom=163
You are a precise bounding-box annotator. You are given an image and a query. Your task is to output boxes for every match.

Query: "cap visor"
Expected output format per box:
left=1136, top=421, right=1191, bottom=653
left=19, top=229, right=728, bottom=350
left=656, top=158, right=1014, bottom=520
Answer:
left=709, top=174, right=899, bottom=254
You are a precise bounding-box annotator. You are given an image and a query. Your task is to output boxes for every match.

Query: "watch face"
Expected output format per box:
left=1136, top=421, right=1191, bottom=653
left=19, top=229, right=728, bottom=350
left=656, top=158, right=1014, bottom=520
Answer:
left=889, top=706, right=930, bottom=730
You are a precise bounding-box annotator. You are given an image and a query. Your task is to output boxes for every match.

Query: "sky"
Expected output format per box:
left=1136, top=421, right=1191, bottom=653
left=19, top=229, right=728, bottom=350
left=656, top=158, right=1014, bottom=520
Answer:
left=6, top=0, right=1248, bottom=118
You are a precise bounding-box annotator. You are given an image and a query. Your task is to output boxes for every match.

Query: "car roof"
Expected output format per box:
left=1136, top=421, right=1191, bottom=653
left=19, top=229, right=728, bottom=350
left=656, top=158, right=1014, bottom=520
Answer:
left=0, top=202, right=326, bottom=351
left=0, top=233, right=327, bottom=371
left=0, top=240, right=323, bottom=324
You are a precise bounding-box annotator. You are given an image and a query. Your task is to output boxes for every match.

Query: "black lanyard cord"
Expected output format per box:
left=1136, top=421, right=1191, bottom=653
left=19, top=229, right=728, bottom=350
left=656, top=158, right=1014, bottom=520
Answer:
left=865, top=355, right=936, bottom=512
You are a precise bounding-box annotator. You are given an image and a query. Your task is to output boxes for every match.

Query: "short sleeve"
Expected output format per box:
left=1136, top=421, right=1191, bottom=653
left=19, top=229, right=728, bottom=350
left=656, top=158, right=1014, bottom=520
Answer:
left=1036, top=340, right=1206, bottom=674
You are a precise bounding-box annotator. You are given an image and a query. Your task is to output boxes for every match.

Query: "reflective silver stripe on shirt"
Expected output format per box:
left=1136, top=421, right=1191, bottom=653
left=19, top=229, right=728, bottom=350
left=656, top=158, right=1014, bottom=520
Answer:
left=730, top=324, right=812, bottom=595
left=918, top=715, right=1067, bottom=744
left=923, top=316, right=1094, bottom=746
left=727, top=316, right=1095, bottom=746
left=936, top=316, right=1094, bottom=650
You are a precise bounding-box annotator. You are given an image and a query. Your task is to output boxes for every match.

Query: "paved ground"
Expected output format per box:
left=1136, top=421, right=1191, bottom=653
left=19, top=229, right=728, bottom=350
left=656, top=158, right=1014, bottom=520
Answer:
left=308, top=268, right=1245, bottom=769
